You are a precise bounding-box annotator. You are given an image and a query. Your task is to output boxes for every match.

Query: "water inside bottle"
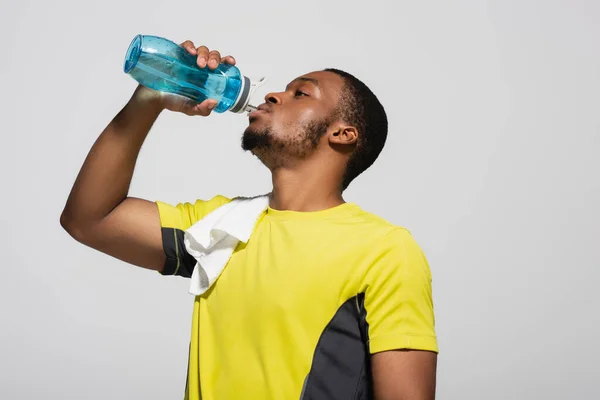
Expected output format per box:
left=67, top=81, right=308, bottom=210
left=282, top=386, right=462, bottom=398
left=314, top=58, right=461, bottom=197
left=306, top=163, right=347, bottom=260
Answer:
left=126, top=39, right=242, bottom=112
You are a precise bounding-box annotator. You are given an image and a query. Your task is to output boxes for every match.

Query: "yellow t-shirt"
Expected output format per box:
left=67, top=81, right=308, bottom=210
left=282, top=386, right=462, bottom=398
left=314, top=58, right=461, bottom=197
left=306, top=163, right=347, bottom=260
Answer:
left=156, top=195, right=437, bottom=400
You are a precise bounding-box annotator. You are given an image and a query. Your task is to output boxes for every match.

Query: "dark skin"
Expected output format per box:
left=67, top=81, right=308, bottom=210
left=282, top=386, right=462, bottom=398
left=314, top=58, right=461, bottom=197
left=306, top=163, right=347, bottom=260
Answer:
left=244, top=71, right=358, bottom=211
left=60, top=41, right=437, bottom=400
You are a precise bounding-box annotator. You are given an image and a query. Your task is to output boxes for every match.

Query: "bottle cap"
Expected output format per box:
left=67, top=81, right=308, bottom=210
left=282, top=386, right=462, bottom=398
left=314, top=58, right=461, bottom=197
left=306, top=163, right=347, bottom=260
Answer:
left=230, top=76, right=267, bottom=113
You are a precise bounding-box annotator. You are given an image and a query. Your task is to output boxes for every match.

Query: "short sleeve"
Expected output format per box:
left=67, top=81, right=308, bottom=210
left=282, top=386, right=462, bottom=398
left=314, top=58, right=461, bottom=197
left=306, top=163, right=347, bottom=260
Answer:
left=156, top=195, right=231, bottom=230
left=362, top=228, right=438, bottom=354
left=155, top=195, right=231, bottom=277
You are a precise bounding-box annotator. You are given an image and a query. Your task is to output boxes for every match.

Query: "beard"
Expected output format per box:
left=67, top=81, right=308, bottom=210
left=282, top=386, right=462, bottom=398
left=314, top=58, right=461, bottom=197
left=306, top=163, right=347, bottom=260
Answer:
left=242, top=118, right=330, bottom=167
left=241, top=123, right=274, bottom=152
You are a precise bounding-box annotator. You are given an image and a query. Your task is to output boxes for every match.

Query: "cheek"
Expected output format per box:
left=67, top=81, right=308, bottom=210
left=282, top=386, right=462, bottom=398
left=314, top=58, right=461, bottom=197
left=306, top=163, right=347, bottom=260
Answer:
left=294, top=107, right=322, bottom=124
left=265, top=106, right=328, bottom=136
left=279, top=108, right=323, bottom=132
left=266, top=113, right=292, bottom=135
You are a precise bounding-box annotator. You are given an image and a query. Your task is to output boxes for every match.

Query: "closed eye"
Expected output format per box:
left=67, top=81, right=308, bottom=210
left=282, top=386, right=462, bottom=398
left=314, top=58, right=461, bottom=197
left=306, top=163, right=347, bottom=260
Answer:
left=295, top=90, right=309, bottom=97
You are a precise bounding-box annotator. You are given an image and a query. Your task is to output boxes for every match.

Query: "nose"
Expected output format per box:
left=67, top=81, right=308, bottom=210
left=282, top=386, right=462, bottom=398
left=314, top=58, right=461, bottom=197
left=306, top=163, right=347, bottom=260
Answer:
left=264, top=92, right=282, bottom=105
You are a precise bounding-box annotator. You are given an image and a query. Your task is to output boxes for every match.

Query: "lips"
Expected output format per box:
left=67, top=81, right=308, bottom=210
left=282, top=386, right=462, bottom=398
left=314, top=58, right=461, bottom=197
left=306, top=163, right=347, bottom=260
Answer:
left=248, top=103, right=272, bottom=119
left=248, top=109, right=267, bottom=118
left=257, top=104, right=271, bottom=113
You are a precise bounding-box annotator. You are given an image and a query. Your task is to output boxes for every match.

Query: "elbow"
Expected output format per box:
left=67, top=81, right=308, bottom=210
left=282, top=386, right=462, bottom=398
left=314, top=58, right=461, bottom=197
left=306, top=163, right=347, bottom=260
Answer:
left=60, top=209, right=89, bottom=244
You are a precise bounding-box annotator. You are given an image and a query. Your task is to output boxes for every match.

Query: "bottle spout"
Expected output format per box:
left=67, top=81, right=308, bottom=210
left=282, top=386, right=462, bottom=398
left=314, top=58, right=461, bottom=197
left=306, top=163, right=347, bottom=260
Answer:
left=230, top=76, right=267, bottom=114
left=243, top=76, right=267, bottom=113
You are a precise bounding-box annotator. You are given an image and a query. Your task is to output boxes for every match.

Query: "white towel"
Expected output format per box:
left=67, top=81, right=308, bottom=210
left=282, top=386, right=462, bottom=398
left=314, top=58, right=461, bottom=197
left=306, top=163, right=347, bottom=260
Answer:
left=183, top=194, right=270, bottom=295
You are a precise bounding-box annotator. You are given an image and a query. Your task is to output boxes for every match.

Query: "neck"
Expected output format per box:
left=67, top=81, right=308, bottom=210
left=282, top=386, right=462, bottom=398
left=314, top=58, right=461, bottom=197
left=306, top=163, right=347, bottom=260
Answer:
left=268, top=159, right=345, bottom=212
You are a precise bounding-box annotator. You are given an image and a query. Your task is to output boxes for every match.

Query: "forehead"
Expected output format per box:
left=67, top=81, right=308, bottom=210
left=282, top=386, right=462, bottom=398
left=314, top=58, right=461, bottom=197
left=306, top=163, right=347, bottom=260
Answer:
left=289, top=71, right=345, bottom=99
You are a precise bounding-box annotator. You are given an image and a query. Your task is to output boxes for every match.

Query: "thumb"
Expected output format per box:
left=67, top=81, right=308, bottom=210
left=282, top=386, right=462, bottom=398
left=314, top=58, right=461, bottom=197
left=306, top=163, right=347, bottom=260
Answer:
left=185, top=99, right=218, bottom=117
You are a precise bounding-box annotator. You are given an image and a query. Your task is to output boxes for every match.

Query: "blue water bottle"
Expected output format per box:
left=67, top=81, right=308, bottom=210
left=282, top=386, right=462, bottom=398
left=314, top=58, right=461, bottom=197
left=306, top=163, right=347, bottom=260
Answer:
left=124, top=35, right=264, bottom=113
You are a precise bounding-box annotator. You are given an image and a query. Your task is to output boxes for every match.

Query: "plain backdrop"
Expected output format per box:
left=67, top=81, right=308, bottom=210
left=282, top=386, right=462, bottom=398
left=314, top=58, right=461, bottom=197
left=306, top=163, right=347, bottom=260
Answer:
left=1, top=0, right=598, bottom=399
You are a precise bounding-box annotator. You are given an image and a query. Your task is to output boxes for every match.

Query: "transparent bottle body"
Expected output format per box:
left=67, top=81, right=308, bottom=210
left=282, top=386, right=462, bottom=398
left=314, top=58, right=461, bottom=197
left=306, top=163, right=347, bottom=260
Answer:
left=124, top=35, right=243, bottom=113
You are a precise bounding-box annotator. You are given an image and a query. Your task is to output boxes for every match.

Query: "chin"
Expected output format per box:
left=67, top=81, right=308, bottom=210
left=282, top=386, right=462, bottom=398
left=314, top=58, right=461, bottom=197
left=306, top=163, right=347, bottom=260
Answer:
left=242, top=124, right=272, bottom=152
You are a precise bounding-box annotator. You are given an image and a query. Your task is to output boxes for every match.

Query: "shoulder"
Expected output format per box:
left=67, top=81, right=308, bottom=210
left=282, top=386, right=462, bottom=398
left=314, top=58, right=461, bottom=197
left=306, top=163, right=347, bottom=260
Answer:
left=351, top=204, right=413, bottom=240
left=351, top=205, right=427, bottom=264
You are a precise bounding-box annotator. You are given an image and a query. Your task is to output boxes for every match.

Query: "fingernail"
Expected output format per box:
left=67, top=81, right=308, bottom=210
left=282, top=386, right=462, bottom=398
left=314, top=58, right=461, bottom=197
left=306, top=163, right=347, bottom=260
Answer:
left=198, top=57, right=206, bottom=67
left=208, top=102, right=216, bottom=110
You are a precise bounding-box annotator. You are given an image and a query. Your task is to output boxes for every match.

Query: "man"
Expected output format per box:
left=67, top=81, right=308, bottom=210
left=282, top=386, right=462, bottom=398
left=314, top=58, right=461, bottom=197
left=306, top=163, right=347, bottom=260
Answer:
left=61, top=40, right=438, bottom=399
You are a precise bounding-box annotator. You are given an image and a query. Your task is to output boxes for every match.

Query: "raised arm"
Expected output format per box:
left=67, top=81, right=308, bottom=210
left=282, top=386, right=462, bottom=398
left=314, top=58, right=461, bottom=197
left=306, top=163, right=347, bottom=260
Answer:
left=60, top=41, right=234, bottom=271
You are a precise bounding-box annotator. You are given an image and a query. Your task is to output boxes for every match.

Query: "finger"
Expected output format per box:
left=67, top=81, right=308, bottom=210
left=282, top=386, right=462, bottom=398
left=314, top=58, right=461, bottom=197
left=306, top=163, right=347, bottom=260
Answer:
left=207, top=50, right=221, bottom=70
left=196, top=46, right=210, bottom=68
left=221, top=55, right=236, bottom=65
left=180, top=40, right=197, bottom=55
left=186, top=99, right=218, bottom=117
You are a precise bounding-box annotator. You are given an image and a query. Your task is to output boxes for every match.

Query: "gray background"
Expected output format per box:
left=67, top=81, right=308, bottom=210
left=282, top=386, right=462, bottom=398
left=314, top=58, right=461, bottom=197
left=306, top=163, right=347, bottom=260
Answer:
left=1, top=0, right=598, bottom=399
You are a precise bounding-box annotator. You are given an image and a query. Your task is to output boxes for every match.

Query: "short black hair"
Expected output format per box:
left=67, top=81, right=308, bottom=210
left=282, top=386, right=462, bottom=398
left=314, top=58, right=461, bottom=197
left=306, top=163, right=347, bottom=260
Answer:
left=324, top=68, right=388, bottom=190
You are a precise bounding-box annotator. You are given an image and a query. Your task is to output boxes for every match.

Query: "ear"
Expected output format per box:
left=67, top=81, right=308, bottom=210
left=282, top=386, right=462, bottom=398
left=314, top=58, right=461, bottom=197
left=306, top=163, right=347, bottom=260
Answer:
left=329, top=124, right=358, bottom=146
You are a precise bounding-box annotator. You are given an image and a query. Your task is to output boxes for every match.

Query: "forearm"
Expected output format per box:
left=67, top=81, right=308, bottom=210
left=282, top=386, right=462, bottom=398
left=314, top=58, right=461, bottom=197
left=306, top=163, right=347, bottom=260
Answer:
left=61, top=88, right=162, bottom=231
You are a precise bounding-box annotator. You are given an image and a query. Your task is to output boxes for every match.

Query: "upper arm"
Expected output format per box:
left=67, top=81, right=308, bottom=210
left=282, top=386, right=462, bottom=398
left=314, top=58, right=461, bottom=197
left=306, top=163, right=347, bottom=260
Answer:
left=360, top=228, right=438, bottom=398
left=77, top=197, right=166, bottom=271
left=372, top=350, right=437, bottom=400
left=66, top=195, right=231, bottom=273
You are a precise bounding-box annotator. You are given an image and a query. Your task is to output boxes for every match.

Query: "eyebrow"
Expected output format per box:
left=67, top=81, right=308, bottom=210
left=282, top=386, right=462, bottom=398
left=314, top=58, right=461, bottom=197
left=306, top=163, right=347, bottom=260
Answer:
left=286, top=77, right=320, bottom=90
left=296, top=77, right=319, bottom=87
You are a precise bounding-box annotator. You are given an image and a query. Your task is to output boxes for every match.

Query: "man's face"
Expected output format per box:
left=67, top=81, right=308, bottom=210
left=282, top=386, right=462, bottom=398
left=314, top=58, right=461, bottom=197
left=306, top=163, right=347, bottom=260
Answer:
left=242, top=71, right=345, bottom=167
